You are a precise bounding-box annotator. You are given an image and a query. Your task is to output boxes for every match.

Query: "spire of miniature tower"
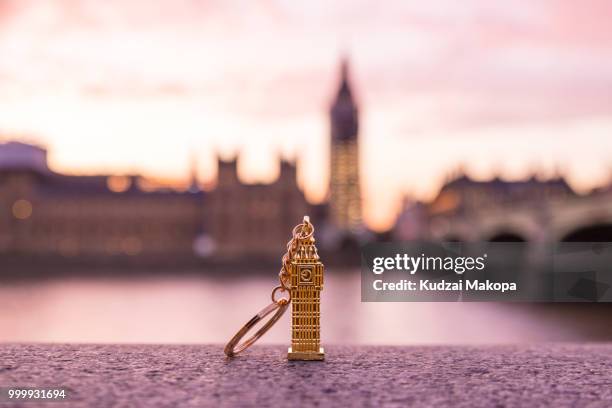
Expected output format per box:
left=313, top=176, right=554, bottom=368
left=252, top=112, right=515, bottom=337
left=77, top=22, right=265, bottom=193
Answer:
left=293, top=216, right=320, bottom=262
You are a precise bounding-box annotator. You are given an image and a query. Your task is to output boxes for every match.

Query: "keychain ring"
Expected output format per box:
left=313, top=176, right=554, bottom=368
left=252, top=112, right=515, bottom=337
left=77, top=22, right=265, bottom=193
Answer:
left=224, top=299, right=289, bottom=357
left=271, top=285, right=291, bottom=303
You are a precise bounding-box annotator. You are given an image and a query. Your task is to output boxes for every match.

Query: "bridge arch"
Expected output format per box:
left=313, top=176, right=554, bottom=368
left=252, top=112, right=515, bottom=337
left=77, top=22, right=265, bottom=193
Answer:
left=487, top=231, right=527, bottom=242
left=561, top=223, right=612, bottom=242
left=441, top=235, right=464, bottom=242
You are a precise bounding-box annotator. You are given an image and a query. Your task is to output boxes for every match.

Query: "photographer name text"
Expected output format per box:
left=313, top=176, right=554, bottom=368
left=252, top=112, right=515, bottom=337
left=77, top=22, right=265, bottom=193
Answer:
left=373, top=279, right=517, bottom=292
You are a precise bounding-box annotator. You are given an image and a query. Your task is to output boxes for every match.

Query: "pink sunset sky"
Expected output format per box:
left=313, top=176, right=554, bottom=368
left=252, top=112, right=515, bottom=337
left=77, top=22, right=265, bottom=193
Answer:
left=1, top=0, right=612, bottom=230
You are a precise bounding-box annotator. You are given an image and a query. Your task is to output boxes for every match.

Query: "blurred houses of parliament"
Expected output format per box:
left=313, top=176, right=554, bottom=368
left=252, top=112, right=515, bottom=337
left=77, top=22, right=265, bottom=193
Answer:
left=2, top=58, right=612, bottom=268
left=0, top=59, right=359, bottom=267
left=0, top=140, right=310, bottom=266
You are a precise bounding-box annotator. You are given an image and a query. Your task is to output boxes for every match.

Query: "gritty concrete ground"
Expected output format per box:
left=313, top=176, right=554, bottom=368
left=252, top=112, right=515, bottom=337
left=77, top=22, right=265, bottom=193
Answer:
left=0, top=344, right=611, bottom=407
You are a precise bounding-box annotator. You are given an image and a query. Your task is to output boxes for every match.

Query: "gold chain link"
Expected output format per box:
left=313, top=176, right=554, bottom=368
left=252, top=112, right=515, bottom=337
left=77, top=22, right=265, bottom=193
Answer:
left=277, top=218, right=314, bottom=292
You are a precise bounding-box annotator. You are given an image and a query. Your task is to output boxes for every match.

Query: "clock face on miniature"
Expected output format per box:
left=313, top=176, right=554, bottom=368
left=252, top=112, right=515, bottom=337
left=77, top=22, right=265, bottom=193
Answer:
left=300, top=268, right=313, bottom=283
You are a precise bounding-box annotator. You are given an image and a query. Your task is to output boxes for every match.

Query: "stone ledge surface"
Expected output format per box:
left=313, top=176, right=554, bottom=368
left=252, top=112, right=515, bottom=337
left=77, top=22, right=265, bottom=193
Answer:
left=1, top=343, right=611, bottom=407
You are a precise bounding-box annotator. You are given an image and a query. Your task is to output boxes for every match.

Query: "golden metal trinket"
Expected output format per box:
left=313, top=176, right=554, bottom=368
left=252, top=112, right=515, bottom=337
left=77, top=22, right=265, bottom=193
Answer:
left=224, top=216, right=324, bottom=361
left=282, top=217, right=325, bottom=360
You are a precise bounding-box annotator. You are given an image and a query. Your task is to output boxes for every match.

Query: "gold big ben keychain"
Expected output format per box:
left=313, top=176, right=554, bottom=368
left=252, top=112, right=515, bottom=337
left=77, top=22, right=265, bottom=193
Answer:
left=224, top=216, right=325, bottom=361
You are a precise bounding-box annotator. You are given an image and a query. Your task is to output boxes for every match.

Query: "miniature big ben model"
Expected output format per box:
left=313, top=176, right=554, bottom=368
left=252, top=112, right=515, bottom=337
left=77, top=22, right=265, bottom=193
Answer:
left=288, top=218, right=324, bottom=361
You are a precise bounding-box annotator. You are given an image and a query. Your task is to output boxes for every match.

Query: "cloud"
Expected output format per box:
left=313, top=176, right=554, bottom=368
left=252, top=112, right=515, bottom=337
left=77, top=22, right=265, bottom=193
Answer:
left=2, top=0, right=611, bottom=126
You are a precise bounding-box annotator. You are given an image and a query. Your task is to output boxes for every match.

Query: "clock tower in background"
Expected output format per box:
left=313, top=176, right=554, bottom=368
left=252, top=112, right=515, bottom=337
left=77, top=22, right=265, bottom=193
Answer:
left=329, top=57, right=362, bottom=232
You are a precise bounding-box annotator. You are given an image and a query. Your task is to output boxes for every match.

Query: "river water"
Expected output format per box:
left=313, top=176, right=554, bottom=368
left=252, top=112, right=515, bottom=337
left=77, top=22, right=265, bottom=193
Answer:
left=0, top=271, right=594, bottom=344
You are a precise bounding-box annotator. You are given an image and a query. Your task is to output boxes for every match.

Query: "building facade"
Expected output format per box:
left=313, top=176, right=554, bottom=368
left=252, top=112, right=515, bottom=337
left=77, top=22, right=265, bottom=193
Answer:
left=0, top=141, right=312, bottom=263
left=205, top=156, right=309, bottom=257
left=0, top=142, right=204, bottom=262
